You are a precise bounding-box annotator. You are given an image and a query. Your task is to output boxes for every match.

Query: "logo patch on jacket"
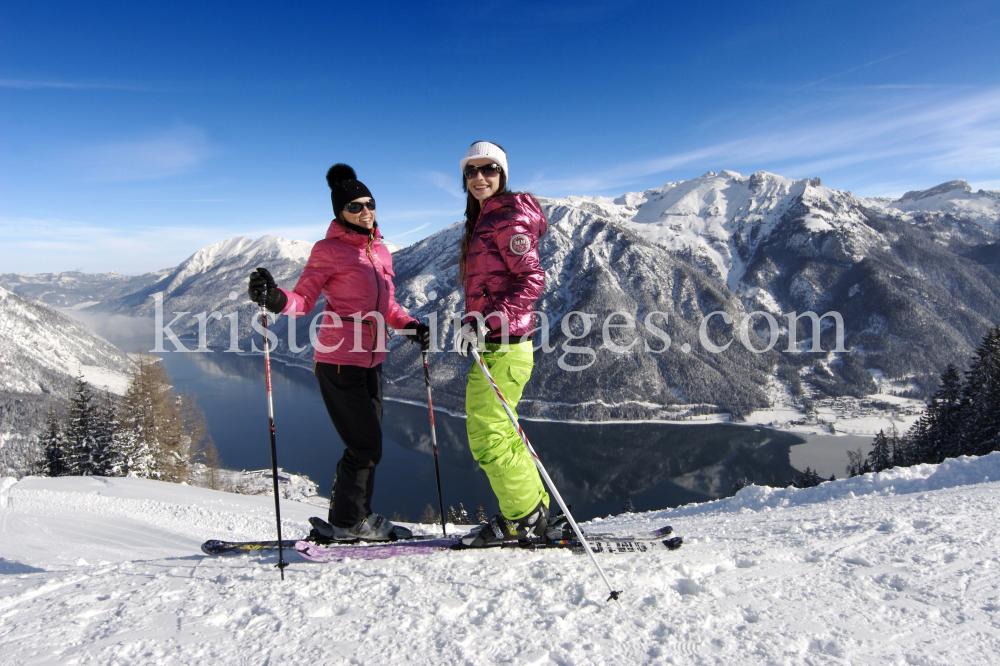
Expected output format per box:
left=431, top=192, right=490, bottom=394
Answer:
left=509, top=234, right=531, bottom=255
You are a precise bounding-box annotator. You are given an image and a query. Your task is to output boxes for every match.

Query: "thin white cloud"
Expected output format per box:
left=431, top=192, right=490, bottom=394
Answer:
left=795, top=51, right=914, bottom=91
left=385, top=223, right=431, bottom=241
left=523, top=87, right=1000, bottom=197
left=423, top=170, right=465, bottom=199
left=0, top=217, right=320, bottom=275
left=76, top=124, right=218, bottom=182
left=0, top=78, right=154, bottom=91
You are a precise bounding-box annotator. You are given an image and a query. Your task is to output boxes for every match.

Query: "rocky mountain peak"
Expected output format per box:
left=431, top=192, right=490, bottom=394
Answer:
left=899, top=180, right=972, bottom=202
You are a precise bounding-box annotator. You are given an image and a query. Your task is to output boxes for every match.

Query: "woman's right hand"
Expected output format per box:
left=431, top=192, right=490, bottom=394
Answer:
left=247, top=267, right=288, bottom=313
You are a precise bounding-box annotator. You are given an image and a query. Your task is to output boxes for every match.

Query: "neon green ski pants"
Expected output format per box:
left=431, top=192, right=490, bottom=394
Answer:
left=466, top=340, right=549, bottom=520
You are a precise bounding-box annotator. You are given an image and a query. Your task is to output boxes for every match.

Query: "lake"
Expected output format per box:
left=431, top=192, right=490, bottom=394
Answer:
left=155, top=349, right=814, bottom=523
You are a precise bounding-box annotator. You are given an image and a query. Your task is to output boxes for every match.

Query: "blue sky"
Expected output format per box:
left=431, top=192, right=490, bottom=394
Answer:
left=2, top=0, right=999, bottom=274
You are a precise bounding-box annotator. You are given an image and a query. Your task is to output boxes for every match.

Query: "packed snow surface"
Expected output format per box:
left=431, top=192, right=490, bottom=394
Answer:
left=2, top=455, right=1000, bottom=665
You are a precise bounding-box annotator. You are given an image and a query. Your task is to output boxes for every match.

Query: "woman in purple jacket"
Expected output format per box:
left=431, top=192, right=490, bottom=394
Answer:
left=455, top=141, right=552, bottom=547
left=248, top=164, right=428, bottom=541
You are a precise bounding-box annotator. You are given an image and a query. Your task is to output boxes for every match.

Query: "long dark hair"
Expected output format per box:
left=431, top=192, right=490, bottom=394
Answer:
left=458, top=141, right=512, bottom=283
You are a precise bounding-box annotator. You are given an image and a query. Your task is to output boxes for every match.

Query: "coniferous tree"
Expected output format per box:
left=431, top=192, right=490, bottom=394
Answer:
left=118, top=359, right=158, bottom=479
left=622, top=498, right=635, bottom=513
left=92, top=391, right=120, bottom=476
left=457, top=503, right=470, bottom=525
left=961, top=326, right=1000, bottom=456
left=446, top=505, right=458, bottom=524
left=65, top=377, right=98, bottom=475
left=868, top=430, right=892, bottom=472
left=474, top=505, right=488, bottom=523
left=41, top=408, right=70, bottom=477
left=116, top=353, right=209, bottom=481
left=924, top=365, right=966, bottom=463
left=420, top=504, right=439, bottom=524
left=792, top=467, right=823, bottom=488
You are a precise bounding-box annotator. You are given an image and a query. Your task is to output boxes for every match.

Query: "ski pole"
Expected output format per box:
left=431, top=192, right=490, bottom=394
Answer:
left=258, top=299, right=289, bottom=580
left=469, top=348, right=621, bottom=602
left=422, top=350, right=447, bottom=537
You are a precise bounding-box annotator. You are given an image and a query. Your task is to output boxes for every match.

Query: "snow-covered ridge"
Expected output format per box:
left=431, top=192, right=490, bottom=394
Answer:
left=547, top=170, right=880, bottom=287
left=163, top=235, right=314, bottom=294
left=661, top=451, right=1000, bottom=518
left=870, top=179, right=1000, bottom=233
left=0, top=286, right=131, bottom=396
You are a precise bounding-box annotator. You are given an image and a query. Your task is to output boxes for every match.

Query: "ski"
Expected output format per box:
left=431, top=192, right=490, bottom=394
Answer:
left=202, top=539, right=301, bottom=556
left=200, top=533, right=444, bottom=556
left=294, top=532, right=683, bottom=563
left=203, top=524, right=677, bottom=557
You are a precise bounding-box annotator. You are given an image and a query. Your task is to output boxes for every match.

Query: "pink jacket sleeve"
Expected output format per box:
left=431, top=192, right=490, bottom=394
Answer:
left=491, top=195, right=546, bottom=325
left=280, top=241, right=336, bottom=318
left=380, top=247, right=418, bottom=331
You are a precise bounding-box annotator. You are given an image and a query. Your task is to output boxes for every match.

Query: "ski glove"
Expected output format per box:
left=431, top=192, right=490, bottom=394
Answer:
left=400, top=320, right=431, bottom=351
left=247, top=267, right=288, bottom=313
left=457, top=320, right=488, bottom=357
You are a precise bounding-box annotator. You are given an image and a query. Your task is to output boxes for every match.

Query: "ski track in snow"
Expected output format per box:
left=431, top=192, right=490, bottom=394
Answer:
left=2, top=457, right=1000, bottom=665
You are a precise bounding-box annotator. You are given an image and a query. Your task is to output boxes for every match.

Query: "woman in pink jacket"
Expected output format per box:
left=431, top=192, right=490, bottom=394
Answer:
left=248, top=164, right=428, bottom=541
left=455, top=141, right=552, bottom=547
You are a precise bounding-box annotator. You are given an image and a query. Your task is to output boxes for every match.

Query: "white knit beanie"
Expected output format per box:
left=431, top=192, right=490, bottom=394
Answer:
left=460, top=142, right=508, bottom=180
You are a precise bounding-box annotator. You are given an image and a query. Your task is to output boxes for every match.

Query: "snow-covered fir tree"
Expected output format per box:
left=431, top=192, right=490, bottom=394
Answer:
left=42, top=408, right=71, bottom=477
left=868, top=431, right=893, bottom=472
left=961, top=326, right=1000, bottom=456
left=93, top=392, right=122, bottom=476
left=65, top=377, right=99, bottom=476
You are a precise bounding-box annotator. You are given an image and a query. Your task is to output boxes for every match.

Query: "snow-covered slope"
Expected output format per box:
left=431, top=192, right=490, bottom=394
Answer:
left=2, top=453, right=999, bottom=664
left=0, top=287, right=131, bottom=396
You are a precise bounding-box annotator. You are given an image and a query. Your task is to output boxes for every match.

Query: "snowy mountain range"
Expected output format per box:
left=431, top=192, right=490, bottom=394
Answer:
left=386, top=173, right=1000, bottom=417
left=2, top=172, right=997, bottom=421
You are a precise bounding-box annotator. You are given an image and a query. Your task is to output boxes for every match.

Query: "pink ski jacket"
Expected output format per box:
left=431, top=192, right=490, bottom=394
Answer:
left=279, top=221, right=416, bottom=367
left=464, top=193, right=547, bottom=340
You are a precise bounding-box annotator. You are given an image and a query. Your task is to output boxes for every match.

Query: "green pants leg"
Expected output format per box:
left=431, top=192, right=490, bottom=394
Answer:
left=466, top=341, right=549, bottom=520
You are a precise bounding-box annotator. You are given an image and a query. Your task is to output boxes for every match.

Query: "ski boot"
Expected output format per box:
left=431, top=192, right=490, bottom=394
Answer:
left=460, top=501, right=548, bottom=548
left=309, top=514, right=412, bottom=542
left=544, top=509, right=576, bottom=542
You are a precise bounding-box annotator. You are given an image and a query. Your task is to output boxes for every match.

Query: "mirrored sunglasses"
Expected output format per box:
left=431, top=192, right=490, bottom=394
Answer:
left=343, top=200, right=376, bottom=214
left=464, top=163, right=503, bottom=179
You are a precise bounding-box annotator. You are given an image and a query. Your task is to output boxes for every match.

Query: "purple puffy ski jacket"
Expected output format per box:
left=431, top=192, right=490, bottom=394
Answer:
left=464, top=193, right=547, bottom=339
left=279, top=221, right=416, bottom=367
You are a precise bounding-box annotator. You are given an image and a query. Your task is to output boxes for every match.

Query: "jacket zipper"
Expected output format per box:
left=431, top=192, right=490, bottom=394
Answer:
left=365, top=231, right=381, bottom=368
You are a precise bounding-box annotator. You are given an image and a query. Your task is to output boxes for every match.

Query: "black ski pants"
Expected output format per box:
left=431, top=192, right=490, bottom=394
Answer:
left=315, top=362, right=383, bottom=527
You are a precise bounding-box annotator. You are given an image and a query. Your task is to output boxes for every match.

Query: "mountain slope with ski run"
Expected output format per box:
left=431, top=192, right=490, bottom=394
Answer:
left=2, top=453, right=1000, bottom=665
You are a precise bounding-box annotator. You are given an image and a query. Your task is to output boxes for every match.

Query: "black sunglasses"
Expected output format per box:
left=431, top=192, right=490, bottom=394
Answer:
left=343, top=199, right=376, bottom=214
left=464, top=163, right=503, bottom=179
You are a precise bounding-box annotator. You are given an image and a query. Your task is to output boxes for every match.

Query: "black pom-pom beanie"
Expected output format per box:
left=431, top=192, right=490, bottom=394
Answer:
left=326, top=163, right=373, bottom=213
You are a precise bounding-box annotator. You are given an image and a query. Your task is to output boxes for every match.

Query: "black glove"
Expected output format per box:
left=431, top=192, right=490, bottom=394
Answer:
left=401, top=320, right=431, bottom=351
left=247, top=267, right=288, bottom=313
